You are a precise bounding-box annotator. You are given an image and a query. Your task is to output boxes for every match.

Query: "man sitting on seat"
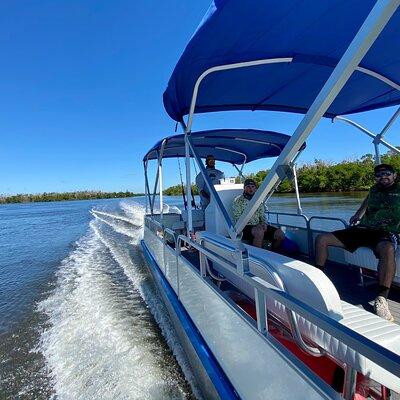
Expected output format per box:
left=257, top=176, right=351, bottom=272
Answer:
left=233, top=178, right=285, bottom=249
left=195, top=154, right=225, bottom=209
left=315, top=163, right=400, bottom=322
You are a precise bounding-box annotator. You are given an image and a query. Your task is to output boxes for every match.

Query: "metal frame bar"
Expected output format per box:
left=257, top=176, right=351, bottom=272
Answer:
left=143, top=159, right=151, bottom=214
left=335, top=113, right=400, bottom=164
left=292, top=164, right=302, bottom=215
left=186, top=57, right=294, bottom=132
left=151, top=155, right=161, bottom=213
left=232, top=163, right=245, bottom=181
left=184, top=133, right=193, bottom=235
left=233, top=0, right=400, bottom=236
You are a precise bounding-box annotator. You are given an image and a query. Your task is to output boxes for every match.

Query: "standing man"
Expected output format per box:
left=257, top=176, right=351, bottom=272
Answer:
left=233, top=178, right=285, bottom=249
left=315, top=163, right=400, bottom=321
left=195, top=155, right=225, bottom=209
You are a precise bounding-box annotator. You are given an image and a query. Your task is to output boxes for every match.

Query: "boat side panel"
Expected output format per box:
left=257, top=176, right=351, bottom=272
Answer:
left=141, top=237, right=239, bottom=400
left=144, top=228, right=337, bottom=400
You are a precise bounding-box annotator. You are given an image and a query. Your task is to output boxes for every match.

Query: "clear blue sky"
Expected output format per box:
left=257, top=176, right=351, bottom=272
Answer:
left=1, top=1, right=399, bottom=195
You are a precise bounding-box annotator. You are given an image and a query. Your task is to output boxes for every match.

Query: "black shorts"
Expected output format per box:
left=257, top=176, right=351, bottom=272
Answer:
left=242, top=224, right=278, bottom=242
left=332, top=226, right=399, bottom=257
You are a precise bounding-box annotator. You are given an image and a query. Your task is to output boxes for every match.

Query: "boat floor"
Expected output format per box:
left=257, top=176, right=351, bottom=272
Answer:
left=181, top=248, right=400, bottom=325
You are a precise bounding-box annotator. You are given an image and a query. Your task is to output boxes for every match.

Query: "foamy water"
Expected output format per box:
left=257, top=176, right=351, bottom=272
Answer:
left=37, top=200, right=198, bottom=400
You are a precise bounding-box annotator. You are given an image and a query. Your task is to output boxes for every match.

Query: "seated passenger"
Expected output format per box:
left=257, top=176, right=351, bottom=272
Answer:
left=195, top=154, right=225, bottom=209
left=233, top=178, right=284, bottom=249
left=315, top=163, right=399, bottom=322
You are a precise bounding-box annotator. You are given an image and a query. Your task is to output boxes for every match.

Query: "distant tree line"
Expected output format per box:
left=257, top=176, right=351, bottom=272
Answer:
left=163, top=152, right=400, bottom=195
left=0, top=190, right=143, bottom=204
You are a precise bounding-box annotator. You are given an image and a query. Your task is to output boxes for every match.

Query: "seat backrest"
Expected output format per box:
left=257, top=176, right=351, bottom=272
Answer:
left=204, top=184, right=243, bottom=236
left=197, top=231, right=344, bottom=321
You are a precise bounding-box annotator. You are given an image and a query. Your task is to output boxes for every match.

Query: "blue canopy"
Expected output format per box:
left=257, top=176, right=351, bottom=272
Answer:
left=144, top=129, right=293, bottom=164
left=163, top=1, right=400, bottom=122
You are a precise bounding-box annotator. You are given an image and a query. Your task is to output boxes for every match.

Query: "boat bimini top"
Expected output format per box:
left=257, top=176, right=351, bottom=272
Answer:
left=155, top=0, right=400, bottom=239
left=143, top=129, right=292, bottom=164
left=163, top=0, right=400, bottom=122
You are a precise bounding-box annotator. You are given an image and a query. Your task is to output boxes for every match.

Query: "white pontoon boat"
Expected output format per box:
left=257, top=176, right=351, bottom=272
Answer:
left=141, top=1, right=400, bottom=399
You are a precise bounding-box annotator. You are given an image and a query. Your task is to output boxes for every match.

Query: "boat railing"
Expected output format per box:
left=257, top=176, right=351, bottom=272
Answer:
left=268, top=211, right=348, bottom=257
left=173, top=233, right=400, bottom=399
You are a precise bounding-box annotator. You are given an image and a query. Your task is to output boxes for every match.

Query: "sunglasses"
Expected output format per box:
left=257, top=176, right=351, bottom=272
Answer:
left=375, top=170, right=393, bottom=178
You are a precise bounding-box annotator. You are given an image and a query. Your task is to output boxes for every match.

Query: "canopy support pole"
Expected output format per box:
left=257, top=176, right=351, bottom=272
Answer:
left=144, top=160, right=151, bottom=214
left=158, top=139, right=167, bottom=223
left=180, top=122, right=193, bottom=237
left=292, top=164, right=302, bottom=215
left=233, top=164, right=245, bottom=181
left=334, top=115, right=400, bottom=163
left=187, top=135, right=236, bottom=238
left=151, top=151, right=162, bottom=214
left=234, top=0, right=399, bottom=236
left=374, top=105, right=400, bottom=164
left=186, top=58, right=293, bottom=133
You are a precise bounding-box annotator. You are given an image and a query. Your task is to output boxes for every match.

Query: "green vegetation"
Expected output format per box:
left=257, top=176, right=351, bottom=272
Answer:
left=164, top=152, right=400, bottom=195
left=163, top=184, right=198, bottom=196
left=0, top=191, right=142, bottom=204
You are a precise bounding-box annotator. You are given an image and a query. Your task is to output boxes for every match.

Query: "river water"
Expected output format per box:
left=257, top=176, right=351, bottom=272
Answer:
left=0, top=193, right=365, bottom=399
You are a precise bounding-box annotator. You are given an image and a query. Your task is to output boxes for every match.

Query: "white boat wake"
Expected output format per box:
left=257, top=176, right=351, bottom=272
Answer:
left=90, top=209, right=142, bottom=227
left=37, top=200, right=198, bottom=400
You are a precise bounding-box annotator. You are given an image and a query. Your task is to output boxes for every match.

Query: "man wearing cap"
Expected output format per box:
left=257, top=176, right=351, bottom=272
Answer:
left=315, top=163, right=400, bottom=322
left=233, top=178, right=285, bottom=249
left=195, top=155, right=225, bottom=209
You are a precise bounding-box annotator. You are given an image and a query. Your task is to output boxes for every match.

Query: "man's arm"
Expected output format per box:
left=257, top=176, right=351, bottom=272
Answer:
left=232, top=197, right=242, bottom=224
left=196, top=173, right=209, bottom=198
left=258, top=203, right=266, bottom=224
left=349, top=195, right=369, bottom=225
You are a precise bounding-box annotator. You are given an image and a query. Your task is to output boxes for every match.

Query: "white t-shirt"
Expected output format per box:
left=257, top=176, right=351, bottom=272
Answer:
left=195, top=167, right=225, bottom=208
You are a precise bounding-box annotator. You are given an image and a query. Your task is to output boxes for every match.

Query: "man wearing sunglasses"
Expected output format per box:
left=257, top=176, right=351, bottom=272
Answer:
left=315, top=163, right=399, bottom=322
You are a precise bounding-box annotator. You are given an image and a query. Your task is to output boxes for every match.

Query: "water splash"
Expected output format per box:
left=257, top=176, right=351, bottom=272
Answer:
left=37, top=201, right=198, bottom=400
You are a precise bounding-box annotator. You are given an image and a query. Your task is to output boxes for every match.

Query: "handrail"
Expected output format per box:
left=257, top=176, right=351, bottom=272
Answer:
left=146, top=228, right=400, bottom=382
left=266, top=211, right=349, bottom=257
left=163, top=228, right=177, bottom=246
left=264, top=284, right=400, bottom=379
left=267, top=211, right=309, bottom=227
left=268, top=211, right=310, bottom=222
left=308, top=215, right=348, bottom=229
left=173, top=233, right=400, bottom=368
left=193, top=234, right=323, bottom=356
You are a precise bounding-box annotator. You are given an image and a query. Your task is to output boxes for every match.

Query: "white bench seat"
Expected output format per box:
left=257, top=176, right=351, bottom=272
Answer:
left=344, top=247, right=400, bottom=284
left=196, top=231, right=400, bottom=393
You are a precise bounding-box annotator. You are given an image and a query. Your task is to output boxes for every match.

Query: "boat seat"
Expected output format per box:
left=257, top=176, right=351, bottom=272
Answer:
left=344, top=247, right=400, bottom=284
left=196, top=231, right=400, bottom=393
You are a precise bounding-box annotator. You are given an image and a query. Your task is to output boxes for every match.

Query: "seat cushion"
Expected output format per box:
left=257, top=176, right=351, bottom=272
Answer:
left=269, top=299, right=400, bottom=392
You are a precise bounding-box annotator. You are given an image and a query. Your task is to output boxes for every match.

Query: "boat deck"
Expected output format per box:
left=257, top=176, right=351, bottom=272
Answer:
left=323, top=260, right=400, bottom=325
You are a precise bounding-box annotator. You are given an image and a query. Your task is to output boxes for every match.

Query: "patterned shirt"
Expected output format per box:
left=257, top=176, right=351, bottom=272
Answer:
left=233, top=194, right=266, bottom=225
left=360, top=180, right=400, bottom=233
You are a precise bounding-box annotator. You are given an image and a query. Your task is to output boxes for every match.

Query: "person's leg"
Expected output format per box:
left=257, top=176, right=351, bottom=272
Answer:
left=373, top=241, right=395, bottom=321
left=375, top=241, right=396, bottom=290
left=251, top=225, right=265, bottom=248
left=272, top=228, right=285, bottom=250
left=315, top=233, right=346, bottom=271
